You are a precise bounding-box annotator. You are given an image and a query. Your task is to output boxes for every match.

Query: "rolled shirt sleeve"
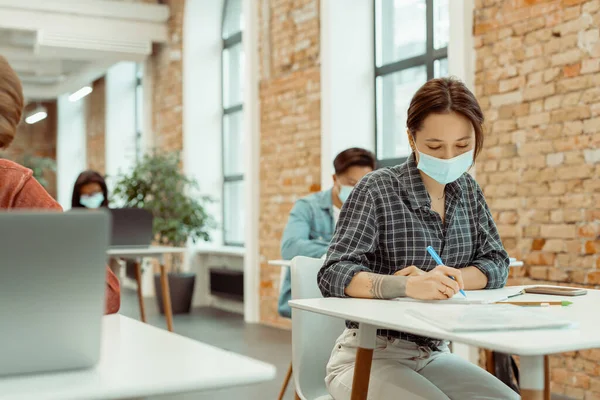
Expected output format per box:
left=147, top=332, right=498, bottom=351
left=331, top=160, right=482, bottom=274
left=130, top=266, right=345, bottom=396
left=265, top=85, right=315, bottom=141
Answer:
left=317, top=184, right=378, bottom=298
left=471, top=184, right=510, bottom=289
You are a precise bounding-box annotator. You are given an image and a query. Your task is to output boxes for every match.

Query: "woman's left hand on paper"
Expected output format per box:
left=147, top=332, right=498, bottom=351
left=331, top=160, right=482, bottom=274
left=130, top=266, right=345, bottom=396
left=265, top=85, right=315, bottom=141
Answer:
left=394, top=266, right=425, bottom=277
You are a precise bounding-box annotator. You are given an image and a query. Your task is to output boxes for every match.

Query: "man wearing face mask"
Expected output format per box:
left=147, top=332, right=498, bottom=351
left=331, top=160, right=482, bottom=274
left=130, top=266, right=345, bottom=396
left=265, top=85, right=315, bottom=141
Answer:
left=277, top=148, right=376, bottom=318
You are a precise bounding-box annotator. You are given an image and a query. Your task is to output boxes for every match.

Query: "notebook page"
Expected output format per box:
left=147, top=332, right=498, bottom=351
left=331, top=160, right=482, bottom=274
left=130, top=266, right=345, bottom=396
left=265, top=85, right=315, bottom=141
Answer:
left=405, top=305, right=574, bottom=332
left=394, top=287, right=524, bottom=305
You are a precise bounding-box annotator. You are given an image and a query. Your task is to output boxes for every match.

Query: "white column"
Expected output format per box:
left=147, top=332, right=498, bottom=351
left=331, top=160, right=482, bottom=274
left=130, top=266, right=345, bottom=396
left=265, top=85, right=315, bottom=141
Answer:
left=182, top=0, right=224, bottom=246
left=242, top=0, right=260, bottom=323
left=448, top=0, right=475, bottom=91
left=105, top=61, right=137, bottom=191
left=320, top=0, right=375, bottom=189
left=56, top=94, right=86, bottom=210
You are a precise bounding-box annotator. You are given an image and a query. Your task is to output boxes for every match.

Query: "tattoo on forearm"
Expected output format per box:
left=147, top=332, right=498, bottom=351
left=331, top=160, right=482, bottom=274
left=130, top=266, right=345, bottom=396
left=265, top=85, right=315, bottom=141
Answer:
left=369, top=274, right=384, bottom=298
left=367, top=273, right=408, bottom=299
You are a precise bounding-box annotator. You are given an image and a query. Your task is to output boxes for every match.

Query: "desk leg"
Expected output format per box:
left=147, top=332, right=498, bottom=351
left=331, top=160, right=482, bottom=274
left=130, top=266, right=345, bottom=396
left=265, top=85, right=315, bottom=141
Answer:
left=485, top=350, right=496, bottom=375
left=350, top=324, right=377, bottom=400
left=159, top=264, right=174, bottom=332
left=520, top=355, right=545, bottom=400
left=134, top=261, right=146, bottom=323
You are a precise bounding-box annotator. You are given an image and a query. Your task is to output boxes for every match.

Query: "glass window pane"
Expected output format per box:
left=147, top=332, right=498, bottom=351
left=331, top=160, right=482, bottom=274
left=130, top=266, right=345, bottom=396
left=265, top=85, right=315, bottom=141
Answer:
left=223, top=110, right=244, bottom=176
left=376, top=65, right=427, bottom=159
left=434, top=58, right=448, bottom=78
left=224, top=180, right=244, bottom=245
left=222, top=0, right=243, bottom=39
left=375, top=0, right=426, bottom=67
left=223, top=43, right=244, bottom=108
left=433, top=0, right=450, bottom=50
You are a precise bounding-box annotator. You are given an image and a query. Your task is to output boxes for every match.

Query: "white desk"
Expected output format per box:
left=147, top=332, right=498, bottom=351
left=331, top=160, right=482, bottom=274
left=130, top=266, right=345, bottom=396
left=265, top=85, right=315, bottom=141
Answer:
left=290, top=287, right=600, bottom=400
left=108, top=246, right=187, bottom=332
left=0, top=315, right=276, bottom=400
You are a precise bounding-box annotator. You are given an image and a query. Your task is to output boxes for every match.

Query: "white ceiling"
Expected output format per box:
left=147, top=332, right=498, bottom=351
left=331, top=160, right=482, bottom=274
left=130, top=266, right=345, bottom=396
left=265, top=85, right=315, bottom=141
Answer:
left=0, top=27, right=90, bottom=88
left=0, top=0, right=169, bottom=100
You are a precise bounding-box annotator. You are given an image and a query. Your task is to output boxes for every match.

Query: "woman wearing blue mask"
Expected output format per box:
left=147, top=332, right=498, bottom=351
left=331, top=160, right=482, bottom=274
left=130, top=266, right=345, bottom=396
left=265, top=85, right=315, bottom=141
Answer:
left=71, top=170, right=108, bottom=210
left=71, top=170, right=124, bottom=276
left=318, top=78, right=517, bottom=400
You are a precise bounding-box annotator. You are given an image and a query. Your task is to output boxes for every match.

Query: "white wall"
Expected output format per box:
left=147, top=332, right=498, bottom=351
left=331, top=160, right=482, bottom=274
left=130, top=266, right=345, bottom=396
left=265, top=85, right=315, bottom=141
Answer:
left=105, top=61, right=138, bottom=192
left=56, top=94, right=87, bottom=210
left=183, top=0, right=223, bottom=246
left=242, top=0, right=260, bottom=323
left=320, top=0, right=376, bottom=189
left=448, top=0, right=475, bottom=91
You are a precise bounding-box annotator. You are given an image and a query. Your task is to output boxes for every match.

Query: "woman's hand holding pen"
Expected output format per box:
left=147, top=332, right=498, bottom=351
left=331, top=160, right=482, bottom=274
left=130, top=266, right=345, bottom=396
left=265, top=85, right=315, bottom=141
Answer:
left=402, top=265, right=465, bottom=300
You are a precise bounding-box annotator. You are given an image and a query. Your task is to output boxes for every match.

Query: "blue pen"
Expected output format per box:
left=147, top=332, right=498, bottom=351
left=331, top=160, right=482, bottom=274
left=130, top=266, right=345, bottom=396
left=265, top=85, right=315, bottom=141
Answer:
left=426, top=246, right=467, bottom=298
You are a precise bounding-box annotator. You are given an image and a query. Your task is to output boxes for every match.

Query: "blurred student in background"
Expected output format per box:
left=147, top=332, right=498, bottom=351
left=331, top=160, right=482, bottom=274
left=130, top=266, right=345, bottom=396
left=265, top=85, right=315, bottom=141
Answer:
left=0, top=55, right=119, bottom=314
left=277, top=147, right=376, bottom=318
left=72, top=170, right=109, bottom=209
left=71, top=170, right=123, bottom=277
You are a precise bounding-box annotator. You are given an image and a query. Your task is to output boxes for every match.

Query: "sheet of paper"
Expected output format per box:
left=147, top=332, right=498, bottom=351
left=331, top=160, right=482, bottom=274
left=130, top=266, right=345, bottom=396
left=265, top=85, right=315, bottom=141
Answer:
left=394, top=287, right=525, bottom=305
left=405, top=304, right=574, bottom=332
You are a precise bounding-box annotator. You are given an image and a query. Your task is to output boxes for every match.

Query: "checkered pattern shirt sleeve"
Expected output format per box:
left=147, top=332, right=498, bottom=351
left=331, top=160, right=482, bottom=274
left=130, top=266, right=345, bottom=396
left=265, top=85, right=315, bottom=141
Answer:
left=470, top=183, right=509, bottom=289
left=317, top=185, right=377, bottom=298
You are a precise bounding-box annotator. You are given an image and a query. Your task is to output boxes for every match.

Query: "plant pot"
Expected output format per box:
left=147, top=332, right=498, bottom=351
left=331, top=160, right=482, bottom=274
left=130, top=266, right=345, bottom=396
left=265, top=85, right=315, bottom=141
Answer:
left=154, top=272, right=196, bottom=315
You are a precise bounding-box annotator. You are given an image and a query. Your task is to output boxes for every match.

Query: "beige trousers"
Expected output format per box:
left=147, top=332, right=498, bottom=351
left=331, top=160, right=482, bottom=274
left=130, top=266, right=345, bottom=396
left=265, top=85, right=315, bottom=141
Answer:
left=325, top=329, right=520, bottom=400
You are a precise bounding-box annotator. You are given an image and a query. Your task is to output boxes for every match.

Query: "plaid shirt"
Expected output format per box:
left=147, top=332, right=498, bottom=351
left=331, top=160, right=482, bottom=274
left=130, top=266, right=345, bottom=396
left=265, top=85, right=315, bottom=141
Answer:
left=318, top=154, right=509, bottom=347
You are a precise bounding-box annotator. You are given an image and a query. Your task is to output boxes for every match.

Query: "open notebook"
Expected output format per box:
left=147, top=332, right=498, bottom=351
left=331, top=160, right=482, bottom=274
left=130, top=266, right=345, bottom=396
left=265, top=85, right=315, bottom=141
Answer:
left=394, top=287, right=525, bottom=305
left=406, top=304, right=574, bottom=332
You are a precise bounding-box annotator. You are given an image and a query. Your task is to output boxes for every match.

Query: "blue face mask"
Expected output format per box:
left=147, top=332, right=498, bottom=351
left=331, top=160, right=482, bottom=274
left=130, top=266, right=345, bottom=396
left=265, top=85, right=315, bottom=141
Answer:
left=338, top=185, right=353, bottom=204
left=80, top=193, right=105, bottom=209
left=416, top=149, right=474, bottom=184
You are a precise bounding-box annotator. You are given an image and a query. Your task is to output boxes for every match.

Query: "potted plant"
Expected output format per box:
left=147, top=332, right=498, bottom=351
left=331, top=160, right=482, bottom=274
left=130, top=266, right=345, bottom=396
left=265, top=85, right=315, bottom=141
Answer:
left=111, top=151, right=214, bottom=314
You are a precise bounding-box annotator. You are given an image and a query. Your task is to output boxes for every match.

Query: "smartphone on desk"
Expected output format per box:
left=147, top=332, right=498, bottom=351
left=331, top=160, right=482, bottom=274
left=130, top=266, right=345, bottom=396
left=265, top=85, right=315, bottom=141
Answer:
left=524, top=286, right=587, bottom=296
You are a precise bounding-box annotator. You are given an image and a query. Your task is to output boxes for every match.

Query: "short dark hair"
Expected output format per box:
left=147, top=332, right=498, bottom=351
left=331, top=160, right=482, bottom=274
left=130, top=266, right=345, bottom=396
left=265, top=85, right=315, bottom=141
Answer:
left=407, top=77, right=485, bottom=160
left=71, top=170, right=109, bottom=208
left=333, top=147, right=376, bottom=175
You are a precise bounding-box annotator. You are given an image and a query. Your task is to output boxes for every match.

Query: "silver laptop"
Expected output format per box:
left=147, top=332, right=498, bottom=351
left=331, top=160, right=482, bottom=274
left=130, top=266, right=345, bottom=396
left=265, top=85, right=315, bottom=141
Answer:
left=0, top=210, right=110, bottom=376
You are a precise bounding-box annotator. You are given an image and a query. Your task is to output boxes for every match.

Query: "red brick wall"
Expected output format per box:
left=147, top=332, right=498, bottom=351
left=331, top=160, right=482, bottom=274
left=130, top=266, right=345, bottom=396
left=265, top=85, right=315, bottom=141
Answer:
left=258, top=0, right=322, bottom=327
left=2, top=101, right=57, bottom=199
left=86, top=77, right=106, bottom=174
left=148, top=0, right=184, bottom=153
left=474, top=0, right=600, bottom=397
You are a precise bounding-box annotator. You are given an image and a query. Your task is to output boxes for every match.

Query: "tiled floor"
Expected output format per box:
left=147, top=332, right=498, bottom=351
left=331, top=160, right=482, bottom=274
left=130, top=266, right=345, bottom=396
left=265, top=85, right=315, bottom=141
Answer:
left=119, top=288, right=295, bottom=399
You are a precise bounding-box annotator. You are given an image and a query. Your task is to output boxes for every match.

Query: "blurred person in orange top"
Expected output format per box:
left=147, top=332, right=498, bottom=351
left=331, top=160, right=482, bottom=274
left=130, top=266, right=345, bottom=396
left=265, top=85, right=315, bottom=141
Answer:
left=0, top=55, right=119, bottom=314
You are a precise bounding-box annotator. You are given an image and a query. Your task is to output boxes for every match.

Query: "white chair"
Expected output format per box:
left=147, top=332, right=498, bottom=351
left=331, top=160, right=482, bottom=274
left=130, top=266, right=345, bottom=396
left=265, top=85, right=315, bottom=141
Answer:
left=291, top=256, right=345, bottom=400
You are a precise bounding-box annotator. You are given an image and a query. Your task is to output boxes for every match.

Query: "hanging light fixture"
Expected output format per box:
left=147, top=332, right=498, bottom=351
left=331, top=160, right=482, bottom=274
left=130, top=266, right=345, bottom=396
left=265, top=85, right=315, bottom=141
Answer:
left=25, top=104, right=48, bottom=124
left=68, top=86, right=93, bottom=102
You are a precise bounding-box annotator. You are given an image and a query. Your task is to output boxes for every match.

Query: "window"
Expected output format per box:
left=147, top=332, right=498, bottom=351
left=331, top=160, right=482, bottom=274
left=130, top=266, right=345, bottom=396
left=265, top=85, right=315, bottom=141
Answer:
left=135, top=63, right=144, bottom=161
left=374, top=0, right=449, bottom=167
left=222, top=0, right=244, bottom=246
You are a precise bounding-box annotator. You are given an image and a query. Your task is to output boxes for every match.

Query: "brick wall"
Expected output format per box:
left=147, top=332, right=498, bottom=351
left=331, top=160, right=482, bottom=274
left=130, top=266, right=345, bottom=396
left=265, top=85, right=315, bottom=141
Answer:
left=258, top=0, right=321, bottom=327
left=148, top=0, right=184, bottom=153
left=474, top=0, right=600, bottom=398
left=86, top=77, right=106, bottom=174
left=2, top=101, right=57, bottom=198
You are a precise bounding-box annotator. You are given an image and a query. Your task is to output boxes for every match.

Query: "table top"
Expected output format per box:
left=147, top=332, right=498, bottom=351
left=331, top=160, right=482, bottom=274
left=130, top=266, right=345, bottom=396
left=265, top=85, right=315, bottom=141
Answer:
left=289, top=286, right=600, bottom=356
left=107, top=246, right=187, bottom=257
left=0, top=315, right=276, bottom=400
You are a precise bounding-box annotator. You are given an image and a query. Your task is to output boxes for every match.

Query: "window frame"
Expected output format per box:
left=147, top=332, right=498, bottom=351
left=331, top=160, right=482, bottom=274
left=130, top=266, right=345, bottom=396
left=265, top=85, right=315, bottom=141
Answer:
left=134, top=63, right=143, bottom=162
left=221, top=0, right=244, bottom=247
left=373, top=0, right=448, bottom=168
